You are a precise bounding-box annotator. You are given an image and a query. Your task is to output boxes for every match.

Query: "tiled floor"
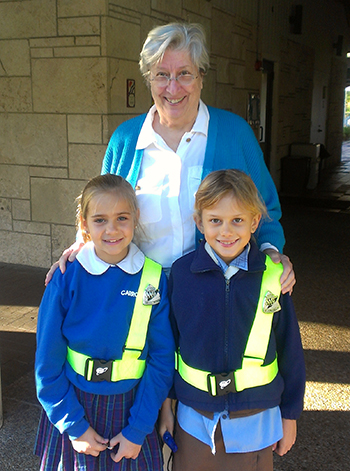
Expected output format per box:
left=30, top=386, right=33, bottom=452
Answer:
left=0, top=144, right=349, bottom=470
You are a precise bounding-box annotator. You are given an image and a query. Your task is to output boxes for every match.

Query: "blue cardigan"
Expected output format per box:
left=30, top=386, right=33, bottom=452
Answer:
left=102, top=106, right=285, bottom=252
left=168, top=241, right=305, bottom=420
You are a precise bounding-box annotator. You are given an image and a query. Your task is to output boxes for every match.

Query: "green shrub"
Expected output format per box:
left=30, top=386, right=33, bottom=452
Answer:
left=343, top=127, right=350, bottom=140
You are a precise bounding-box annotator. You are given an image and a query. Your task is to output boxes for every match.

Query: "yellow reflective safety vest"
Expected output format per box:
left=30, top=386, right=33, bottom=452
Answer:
left=176, top=256, right=283, bottom=396
left=67, top=256, right=162, bottom=382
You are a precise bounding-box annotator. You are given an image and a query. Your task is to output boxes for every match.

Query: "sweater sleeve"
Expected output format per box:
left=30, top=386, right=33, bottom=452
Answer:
left=239, top=121, right=285, bottom=252
left=101, top=114, right=146, bottom=182
left=274, top=293, right=306, bottom=419
left=121, top=271, right=175, bottom=444
left=205, top=107, right=285, bottom=252
left=35, top=273, right=90, bottom=440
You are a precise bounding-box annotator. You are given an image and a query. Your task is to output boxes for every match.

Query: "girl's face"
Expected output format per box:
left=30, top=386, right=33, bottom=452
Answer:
left=82, top=190, right=138, bottom=265
left=195, top=193, right=261, bottom=264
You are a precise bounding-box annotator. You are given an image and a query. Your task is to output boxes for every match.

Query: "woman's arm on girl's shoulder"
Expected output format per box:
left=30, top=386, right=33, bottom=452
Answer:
left=45, top=241, right=84, bottom=285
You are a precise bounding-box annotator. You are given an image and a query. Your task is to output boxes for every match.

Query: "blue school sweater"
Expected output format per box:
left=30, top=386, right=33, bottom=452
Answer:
left=35, top=244, right=174, bottom=444
left=169, top=241, right=305, bottom=420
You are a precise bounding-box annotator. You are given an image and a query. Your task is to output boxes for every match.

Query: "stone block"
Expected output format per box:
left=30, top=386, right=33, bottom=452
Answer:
left=13, top=221, right=51, bottom=236
left=0, top=231, right=51, bottom=268
left=215, top=83, right=233, bottom=113
left=230, top=63, right=245, bottom=89
left=75, top=36, right=101, bottom=46
left=51, top=224, right=77, bottom=262
left=201, top=69, right=216, bottom=107
left=216, top=57, right=230, bottom=84
left=54, top=46, right=101, bottom=58
left=151, top=0, right=182, bottom=17
left=0, top=198, right=12, bottom=230
left=103, top=114, right=141, bottom=144
left=0, top=40, right=30, bottom=76
left=109, top=59, right=150, bottom=116
left=31, top=178, right=86, bottom=225
left=58, top=0, right=107, bottom=17
left=30, top=48, right=54, bottom=59
left=29, top=168, right=68, bottom=179
left=0, top=0, right=56, bottom=39
left=231, top=89, right=248, bottom=119
left=0, top=77, right=32, bottom=112
left=109, top=0, right=150, bottom=16
left=105, top=17, right=141, bottom=60
left=68, top=144, right=106, bottom=180
left=183, top=0, right=212, bottom=18
left=0, top=165, right=29, bottom=199
left=68, top=115, right=102, bottom=144
left=30, top=37, right=75, bottom=48
left=32, top=57, right=108, bottom=114
left=12, top=199, right=31, bottom=221
left=58, top=17, right=100, bottom=37
left=211, top=10, right=234, bottom=58
left=0, top=114, right=67, bottom=166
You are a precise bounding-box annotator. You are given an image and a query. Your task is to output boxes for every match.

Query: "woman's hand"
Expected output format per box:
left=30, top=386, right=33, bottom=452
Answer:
left=71, top=426, right=108, bottom=456
left=263, top=249, right=295, bottom=295
left=45, top=242, right=84, bottom=286
left=272, top=419, right=297, bottom=456
left=109, top=432, right=142, bottom=462
left=159, top=398, right=175, bottom=438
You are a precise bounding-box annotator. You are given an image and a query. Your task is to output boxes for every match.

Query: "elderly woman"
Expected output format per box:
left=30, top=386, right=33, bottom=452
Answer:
left=48, top=22, right=294, bottom=289
left=99, top=22, right=294, bottom=290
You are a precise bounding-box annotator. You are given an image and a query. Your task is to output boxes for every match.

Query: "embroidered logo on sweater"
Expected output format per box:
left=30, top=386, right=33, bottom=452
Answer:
left=263, top=291, right=281, bottom=314
left=143, top=284, right=161, bottom=305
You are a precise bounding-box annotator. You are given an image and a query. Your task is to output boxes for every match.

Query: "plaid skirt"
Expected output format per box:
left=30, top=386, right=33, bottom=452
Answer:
left=34, top=386, right=163, bottom=471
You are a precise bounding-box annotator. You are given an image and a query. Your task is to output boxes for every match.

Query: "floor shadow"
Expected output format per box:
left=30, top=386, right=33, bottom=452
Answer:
left=0, top=263, right=46, bottom=307
left=0, top=331, right=36, bottom=388
left=273, top=411, right=350, bottom=471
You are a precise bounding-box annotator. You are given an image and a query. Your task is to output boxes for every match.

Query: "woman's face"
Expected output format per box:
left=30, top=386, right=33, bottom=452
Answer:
left=150, top=48, right=203, bottom=128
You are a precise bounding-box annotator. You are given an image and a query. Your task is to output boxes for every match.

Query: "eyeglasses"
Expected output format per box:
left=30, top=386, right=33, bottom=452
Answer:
left=150, top=72, right=198, bottom=87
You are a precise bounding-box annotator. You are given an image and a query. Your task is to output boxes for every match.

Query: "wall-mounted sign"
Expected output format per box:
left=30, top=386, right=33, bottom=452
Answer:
left=127, top=79, right=135, bottom=108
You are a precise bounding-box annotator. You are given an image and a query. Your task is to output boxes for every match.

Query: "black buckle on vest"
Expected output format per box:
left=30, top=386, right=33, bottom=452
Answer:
left=207, top=371, right=236, bottom=396
left=85, top=358, right=113, bottom=382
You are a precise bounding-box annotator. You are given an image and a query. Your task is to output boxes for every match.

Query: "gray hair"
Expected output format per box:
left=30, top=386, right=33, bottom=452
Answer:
left=139, top=23, right=210, bottom=83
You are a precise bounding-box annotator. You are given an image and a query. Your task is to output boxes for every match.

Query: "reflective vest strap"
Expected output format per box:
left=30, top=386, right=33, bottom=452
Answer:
left=177, top=349, right=210, bottom=392
left=176, top=256, right=283, bottom=394
left=123, top=257, right=162, bottom=353
left=234, top=356, right=278, bottom=392
left=66, top=256, right=162, bottom=382
left=66, top=347, right=146, bottom=381
left=110, top=358, right=146, bottom=381
left=243, top=256, right=283, bottom=360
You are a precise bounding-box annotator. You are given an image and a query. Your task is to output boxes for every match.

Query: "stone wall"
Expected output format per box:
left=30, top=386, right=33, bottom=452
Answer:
left=0, top=0, right=262, bottom=267
left=0, top=0, right=348, bottom=267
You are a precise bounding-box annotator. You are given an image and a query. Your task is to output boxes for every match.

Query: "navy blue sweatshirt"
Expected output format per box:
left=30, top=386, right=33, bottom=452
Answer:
left=169, top=241, right=305, bottom=420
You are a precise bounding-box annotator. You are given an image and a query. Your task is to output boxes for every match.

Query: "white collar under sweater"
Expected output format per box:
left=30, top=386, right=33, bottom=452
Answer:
left=76, top=241, right=145, bottom=275
left=135, top=99, right=209, bottom=150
